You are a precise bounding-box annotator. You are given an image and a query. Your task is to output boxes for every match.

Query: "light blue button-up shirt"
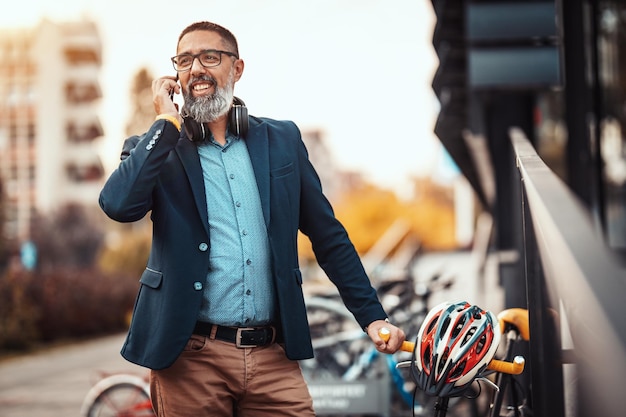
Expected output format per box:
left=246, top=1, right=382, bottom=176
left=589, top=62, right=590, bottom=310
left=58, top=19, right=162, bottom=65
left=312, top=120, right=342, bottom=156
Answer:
left=196, top=131, right=275, bottom=326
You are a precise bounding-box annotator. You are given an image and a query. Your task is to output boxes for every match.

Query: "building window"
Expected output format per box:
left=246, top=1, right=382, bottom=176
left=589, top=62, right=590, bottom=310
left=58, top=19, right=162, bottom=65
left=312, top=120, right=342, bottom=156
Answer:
left=65, top=161, right=104, bottom=182
left=64, top=47, right=100, bottom=65
left=65, top=81, right=101, bottom=103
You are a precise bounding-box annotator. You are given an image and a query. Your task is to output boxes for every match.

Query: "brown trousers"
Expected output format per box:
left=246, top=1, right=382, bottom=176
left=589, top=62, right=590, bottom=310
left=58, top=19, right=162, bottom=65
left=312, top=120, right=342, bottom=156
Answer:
left=149, top=334, right=315, bottom=416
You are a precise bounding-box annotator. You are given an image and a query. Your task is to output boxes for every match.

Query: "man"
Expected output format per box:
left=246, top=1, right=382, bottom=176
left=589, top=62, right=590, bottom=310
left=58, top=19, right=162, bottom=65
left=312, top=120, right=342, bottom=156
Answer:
left=99, top=21, right=405, bottom=416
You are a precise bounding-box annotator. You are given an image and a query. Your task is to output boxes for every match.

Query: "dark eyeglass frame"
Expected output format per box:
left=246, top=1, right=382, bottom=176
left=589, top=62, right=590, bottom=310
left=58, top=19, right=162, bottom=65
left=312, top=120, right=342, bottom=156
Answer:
left=171, top=49, right=239, bottom=72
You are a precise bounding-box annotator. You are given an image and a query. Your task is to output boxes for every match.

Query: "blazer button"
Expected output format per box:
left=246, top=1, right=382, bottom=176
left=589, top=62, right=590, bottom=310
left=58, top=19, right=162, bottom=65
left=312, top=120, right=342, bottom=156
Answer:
left=193, top=282, right=203, bottom=291
left=198, top=242, right=208, bottom=251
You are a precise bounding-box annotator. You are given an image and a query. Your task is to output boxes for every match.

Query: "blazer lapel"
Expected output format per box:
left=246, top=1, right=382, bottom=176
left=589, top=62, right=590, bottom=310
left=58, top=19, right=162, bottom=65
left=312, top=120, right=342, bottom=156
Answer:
left=245, top=120, right=270, bottom=227
left=175, top=137, right=209, bottom=236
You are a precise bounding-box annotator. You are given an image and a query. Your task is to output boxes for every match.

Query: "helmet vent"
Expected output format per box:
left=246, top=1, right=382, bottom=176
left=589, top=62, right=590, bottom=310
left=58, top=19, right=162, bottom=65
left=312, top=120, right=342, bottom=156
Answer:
left=461, top=327, right=477, bottom=346
left=426, top=317, right=438, bottom=334
left=438, top=348, right=449, bottom=374
left=423, top=346, right=432, bottom=369
left=476, top=333, right=487, bottom=354
left=449, top=361, right=466, bottom=380
left=452, top=315, right=467, bottom=338
left=440, top=317, right=451, bottom=339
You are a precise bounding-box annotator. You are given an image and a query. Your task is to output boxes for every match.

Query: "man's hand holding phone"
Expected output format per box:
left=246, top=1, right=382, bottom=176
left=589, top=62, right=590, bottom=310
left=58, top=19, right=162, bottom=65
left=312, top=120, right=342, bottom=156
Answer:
left=153, top=75, right=181, bottom=123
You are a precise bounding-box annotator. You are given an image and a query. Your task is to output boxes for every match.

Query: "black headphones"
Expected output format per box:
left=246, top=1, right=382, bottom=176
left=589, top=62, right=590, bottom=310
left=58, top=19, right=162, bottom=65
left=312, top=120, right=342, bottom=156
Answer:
left=183, top=96, right=249, bottom=142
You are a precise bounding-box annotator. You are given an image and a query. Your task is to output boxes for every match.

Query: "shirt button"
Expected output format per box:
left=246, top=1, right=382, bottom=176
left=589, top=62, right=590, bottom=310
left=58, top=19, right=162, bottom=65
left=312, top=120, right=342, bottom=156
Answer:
left=246, top=259, right=252, bottom=265
left=229, top=174, right=235, bottom=179
left=193, top=282, right=203, bottom=291
left=246, top=289, right=251, bottom=295
left=198, top=242, right=208, bottom=251
left=242, top=230, right=248, bottom=236
left=236, top=201, right=241, bottom=207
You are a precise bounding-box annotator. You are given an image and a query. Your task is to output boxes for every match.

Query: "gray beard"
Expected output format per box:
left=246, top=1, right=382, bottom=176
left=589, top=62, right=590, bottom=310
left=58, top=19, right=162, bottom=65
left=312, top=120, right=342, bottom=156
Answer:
left=182, top=76, right=234, bottom=123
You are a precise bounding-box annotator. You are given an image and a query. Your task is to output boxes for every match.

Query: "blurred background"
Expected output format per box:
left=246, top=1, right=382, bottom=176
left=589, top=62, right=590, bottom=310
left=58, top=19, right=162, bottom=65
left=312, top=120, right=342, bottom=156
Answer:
left=1, top=1, right=626, bottom=417
left=0, top=0, right=469, bottom=352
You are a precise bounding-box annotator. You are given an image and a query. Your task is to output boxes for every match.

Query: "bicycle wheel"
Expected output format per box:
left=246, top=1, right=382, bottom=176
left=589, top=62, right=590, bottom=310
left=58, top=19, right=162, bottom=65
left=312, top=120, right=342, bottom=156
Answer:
left=82, top=374, right=154, bottom=417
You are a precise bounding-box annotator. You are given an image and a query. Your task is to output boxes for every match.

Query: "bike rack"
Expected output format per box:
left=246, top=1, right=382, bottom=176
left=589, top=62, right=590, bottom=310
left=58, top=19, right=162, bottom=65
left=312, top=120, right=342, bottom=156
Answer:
left=306, top=372, right=391, bottom=417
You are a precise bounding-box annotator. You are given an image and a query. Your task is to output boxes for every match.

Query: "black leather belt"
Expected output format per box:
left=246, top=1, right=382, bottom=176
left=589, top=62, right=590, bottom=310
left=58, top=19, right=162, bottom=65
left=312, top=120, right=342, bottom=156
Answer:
left=193, top=322, right=277, bottom=348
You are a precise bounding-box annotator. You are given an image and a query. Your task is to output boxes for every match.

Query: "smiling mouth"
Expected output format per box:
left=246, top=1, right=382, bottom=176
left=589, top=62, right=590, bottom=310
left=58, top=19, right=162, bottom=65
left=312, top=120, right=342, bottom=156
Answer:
left=193, top=83, right=211, bottom=92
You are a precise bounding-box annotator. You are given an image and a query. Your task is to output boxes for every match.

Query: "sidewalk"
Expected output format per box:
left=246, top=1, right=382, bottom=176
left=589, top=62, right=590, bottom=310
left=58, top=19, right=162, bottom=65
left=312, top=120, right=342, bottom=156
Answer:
left=0, top=333, right=143, bottom=417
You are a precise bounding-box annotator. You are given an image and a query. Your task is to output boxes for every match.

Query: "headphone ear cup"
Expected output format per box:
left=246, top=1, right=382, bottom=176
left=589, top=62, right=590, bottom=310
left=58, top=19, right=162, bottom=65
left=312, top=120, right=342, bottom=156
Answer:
left=230, top=97, right=249, bottom=138
left=182, top=116, right=205, bottom=142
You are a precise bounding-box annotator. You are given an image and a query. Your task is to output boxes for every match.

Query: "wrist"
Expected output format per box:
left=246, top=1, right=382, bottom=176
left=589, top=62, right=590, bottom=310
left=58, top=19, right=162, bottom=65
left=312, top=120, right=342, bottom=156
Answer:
left=155, top=114, right=182, bottom=131
left=364, top=317, right=390, bottom=333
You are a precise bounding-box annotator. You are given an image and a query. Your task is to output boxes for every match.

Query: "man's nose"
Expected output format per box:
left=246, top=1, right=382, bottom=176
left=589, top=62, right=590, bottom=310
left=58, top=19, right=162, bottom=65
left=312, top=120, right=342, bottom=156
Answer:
left=190, top=56, right=206, bottom=75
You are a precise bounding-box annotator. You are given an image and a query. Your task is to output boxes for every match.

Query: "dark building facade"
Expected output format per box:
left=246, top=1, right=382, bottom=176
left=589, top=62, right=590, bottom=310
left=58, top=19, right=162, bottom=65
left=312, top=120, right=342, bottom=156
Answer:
left=430, top=2, right=626, bottom=416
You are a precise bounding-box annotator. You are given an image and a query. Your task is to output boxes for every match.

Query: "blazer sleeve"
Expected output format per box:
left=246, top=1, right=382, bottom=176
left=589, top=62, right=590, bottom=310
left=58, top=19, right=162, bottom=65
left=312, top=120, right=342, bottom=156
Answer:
left=99, top=119, right=181, bottom=222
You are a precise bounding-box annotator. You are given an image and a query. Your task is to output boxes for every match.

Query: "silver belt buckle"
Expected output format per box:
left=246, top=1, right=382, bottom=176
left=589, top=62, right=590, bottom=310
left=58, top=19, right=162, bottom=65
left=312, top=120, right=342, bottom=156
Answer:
left=235, top=327, right=256, bottom=348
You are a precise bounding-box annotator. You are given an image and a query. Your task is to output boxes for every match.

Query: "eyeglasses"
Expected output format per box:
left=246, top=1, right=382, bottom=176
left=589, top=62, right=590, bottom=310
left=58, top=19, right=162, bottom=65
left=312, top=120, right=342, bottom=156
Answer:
left=171, top=49, right=239, bottom=72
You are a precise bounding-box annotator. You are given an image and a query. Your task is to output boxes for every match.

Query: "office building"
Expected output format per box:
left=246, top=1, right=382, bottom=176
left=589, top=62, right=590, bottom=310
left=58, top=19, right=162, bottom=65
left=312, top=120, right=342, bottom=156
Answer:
left=0, top=18, right=104, bottom=242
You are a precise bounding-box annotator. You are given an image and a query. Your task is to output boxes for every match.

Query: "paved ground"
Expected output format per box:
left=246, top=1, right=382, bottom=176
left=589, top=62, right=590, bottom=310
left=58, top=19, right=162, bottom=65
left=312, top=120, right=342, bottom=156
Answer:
left=0, top=333, right=142, bottom=417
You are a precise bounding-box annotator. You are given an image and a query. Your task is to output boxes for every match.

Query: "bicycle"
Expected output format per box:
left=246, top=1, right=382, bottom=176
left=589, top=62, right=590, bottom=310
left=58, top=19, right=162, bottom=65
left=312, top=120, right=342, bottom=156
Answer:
left=487, top=308, right=531, bottom=417
left=377, top=302, right=527, bottom=417
left=81, top=372, right=154, bottom=417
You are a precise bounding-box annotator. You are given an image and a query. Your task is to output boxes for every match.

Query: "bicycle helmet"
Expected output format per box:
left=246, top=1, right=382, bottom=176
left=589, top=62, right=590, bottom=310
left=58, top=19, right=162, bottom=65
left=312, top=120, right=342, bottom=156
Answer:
left=410, top=300, right=501, bottom=397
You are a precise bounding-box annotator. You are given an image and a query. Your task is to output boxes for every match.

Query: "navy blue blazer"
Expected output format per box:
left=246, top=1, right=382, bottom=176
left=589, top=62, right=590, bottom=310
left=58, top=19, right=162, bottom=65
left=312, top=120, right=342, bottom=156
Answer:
left=99, top=116, right=387, bottom=370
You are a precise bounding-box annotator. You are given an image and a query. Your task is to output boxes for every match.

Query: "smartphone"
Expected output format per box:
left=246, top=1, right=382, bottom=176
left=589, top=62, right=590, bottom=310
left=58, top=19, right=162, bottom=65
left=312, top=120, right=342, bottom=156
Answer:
left=169, top=74, right=181, bottom=112
left=169, top=74, right=179, bottom=102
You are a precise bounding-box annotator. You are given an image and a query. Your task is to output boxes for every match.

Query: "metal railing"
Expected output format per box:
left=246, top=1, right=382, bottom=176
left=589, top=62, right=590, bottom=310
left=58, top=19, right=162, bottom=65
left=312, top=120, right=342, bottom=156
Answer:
left=510, top=128, right=626, bottom=417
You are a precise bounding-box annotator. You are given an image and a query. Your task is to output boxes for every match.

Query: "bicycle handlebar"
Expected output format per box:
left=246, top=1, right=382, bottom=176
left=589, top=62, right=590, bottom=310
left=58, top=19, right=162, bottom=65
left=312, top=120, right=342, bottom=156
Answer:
left=378, top=328, right=525, bottom=375
left=378, top=327, right=415, bottom=352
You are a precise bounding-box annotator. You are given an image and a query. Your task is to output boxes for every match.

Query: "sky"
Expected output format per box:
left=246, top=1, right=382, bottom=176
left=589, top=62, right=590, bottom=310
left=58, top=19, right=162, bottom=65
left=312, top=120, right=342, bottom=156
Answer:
left=2, top=0, right=451, bottom=193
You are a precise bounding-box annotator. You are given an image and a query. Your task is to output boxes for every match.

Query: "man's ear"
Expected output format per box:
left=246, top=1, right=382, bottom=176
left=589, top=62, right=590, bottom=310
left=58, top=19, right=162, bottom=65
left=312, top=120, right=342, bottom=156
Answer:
left=233, top=59, right=244, bottom=82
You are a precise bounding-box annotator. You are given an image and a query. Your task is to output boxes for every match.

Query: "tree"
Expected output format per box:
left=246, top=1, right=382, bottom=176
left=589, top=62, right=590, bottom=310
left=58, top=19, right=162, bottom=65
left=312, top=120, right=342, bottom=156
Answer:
left=30, top=203, right=104, bottom=270
left=404, top=178, right=457, bottom=250
left=125, top=67, right=156, bottom=136
left=297, top=178, right=458, bottom=266
left=97, top=225, right=151, bottom=278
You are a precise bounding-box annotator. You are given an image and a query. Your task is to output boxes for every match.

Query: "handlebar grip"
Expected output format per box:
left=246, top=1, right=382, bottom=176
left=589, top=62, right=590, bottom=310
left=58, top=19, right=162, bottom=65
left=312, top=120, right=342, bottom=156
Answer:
left=400, top=340, right=415, bottom=352
left=487, top=356, right=525, bottom=375
left=380, top=328, right=525, bottom=375
left=378, top=328, right=415, bottom=352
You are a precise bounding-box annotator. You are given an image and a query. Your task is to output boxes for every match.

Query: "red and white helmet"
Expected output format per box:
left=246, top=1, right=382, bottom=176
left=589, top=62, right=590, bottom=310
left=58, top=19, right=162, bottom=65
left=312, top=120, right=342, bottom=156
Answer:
left=410, top=300, right=501, bottom=397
